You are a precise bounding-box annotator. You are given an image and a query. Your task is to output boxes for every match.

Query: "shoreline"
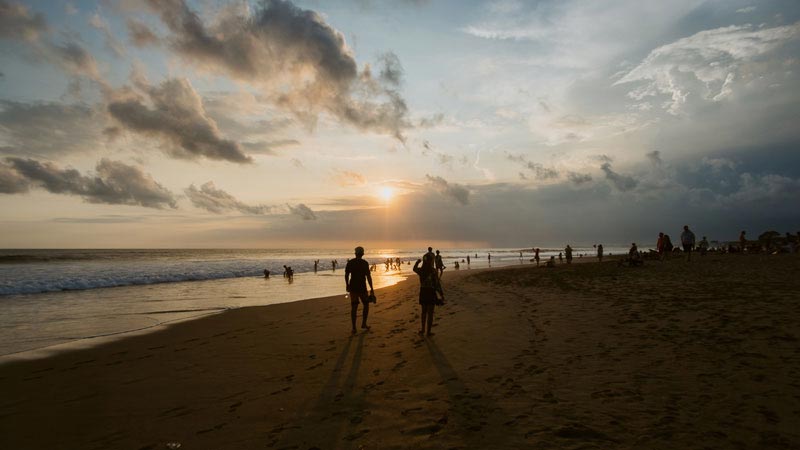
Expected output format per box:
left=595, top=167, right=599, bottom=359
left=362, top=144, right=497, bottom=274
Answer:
left=3, top=253, right=797, bottom=449
left=2, top=255, right=583, bottom=361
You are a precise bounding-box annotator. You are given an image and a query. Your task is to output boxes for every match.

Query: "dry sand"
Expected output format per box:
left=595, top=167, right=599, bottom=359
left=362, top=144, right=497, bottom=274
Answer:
left=1, top=254, right=799, bottom=449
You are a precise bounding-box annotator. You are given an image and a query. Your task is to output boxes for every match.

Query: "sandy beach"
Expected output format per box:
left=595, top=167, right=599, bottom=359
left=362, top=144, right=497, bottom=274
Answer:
left=1, top=253, right=799, bottom=449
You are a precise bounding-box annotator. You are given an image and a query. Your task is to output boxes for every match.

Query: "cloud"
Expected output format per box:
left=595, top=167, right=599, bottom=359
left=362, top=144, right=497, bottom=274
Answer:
left=505, top=152, right=559, bottom=180
left=185, top=182, right=274, bottom=215
left=377, top=52, right=403, bottom=86
left=0, top=100, right=103, bottom=157
left=567, top=172, right=592, bottom=185
left=107, top=77, right=252, bottom=163
left=126, top=18, right=160, bottom=47
left=0, top=1, right=103, bottom=82
left=288, top=203, right=317, bottom=220
left=333, top=169, right=366, bottom=187
left=646, top=150, right=663, bottom=166
left=89, top=12, right=125, bottom=57
left=240, top=139, right=299, bottom=155
left=143, top=0, right=411, bottom=140
left=2, top=157, right=177, bottom=208
left=0, top=161, right=30, bottom=193
left=0, top=0, right=47, bottom=41
left=615, top=22, right=800, bottom=114
left=425, top=174, right=470, bottom=205
left=600, top=162, right=638, bottom=191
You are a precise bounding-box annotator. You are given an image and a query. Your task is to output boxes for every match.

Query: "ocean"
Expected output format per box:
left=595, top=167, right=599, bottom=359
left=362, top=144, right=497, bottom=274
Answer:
left=0, top=246, right=626, bottom=359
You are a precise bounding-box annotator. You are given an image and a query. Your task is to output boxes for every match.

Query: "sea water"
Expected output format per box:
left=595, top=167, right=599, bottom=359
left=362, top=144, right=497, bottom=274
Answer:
left=0, top=246, right=625, bottom=358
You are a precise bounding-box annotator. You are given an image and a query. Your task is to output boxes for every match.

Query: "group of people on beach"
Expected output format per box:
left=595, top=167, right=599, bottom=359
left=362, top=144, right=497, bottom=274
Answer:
left=344, top=245, right=444, bottom=336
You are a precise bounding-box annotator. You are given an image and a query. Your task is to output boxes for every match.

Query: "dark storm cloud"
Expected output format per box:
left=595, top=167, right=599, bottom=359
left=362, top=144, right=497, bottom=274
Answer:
left=0, top=0, right=47, bottom=41
left=185, top=182, right=275, bottom=215
left=126, top=18, right=160, bottom=47
left=505, top=153, right=559, bottom=180
left=143, top=0, right=411, bottom=140
left=2, top=157, right=177, bottom=208
left=0, top=100, right=102, bottom=156
left=288, top=203, right=317, bottom=220
left=600, top=162, right=638, bottom=191
left=107, top=78, right=252, bottom=163
left=425, top=174, right=470, bottom=205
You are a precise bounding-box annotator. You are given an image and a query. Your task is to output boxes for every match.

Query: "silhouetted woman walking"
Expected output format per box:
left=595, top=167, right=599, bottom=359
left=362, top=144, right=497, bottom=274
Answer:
left=414, top=253, right=444, bottom=336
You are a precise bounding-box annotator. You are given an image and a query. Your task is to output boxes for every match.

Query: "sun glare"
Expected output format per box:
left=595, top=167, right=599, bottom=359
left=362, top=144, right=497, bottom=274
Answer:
left=380, top=187, right=394, bottom=202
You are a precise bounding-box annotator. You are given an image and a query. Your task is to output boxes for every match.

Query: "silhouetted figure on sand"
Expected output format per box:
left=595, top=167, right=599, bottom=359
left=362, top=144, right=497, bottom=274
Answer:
left=739, top=231, right=747, bottom=253
left=414, top=252, right=444, bottom=337
left=345, top=246, right=374, bottom=335
left=681, top=225, right=696, bottom=261
left=534, top=248, right=540, bottom=266
left=263, top=269, right=270, bottom=278
left=565, top=245, right=573, bottom=264
left=435, top=250, right=445, bottom=278
left=597, top=244, right=604, bottom=262
left=467, top=255, right=471, bottom=265
left=699, top=236, right=709, bottom=256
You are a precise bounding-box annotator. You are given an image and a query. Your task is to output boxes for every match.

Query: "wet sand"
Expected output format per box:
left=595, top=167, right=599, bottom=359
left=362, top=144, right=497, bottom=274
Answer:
left=1, top=253, right=799, bottom=449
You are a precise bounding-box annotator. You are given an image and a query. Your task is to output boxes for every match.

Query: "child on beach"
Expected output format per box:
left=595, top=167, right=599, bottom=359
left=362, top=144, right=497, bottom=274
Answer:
left=414, top=253, right=444, bottom=337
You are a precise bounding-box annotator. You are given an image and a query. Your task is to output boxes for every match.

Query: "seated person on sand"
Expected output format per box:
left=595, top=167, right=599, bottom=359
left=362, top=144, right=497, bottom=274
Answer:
left=545, top=256, right=556, bottom=268
left=621, top=243, right=643, bottom=266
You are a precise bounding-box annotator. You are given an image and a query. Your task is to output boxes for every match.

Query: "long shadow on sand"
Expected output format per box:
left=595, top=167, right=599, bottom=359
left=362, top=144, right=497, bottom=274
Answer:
left=425, top=338, right=512, bottom=447
left=274, top=333, right=369, bottom=448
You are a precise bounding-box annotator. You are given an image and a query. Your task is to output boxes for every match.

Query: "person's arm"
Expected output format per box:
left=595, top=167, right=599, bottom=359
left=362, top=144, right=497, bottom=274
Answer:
left=344, top=267, right=351, bottom=292
left=413, top=259, right=422, bottom=274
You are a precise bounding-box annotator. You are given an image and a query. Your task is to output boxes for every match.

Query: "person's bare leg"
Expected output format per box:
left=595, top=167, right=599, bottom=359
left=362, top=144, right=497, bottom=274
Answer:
left=361, top=301, right=370, bottom=329
left=350, top=303, right=358, bottom=334
left=419, top=305, right=427, bottom=335
left=426, top=305, right=435, bottom=336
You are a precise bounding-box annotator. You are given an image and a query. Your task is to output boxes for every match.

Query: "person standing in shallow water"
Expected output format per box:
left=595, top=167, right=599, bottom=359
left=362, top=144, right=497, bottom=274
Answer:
left=565, top=245, right=573, bottom=264
left=345, top=246, right=374, bottom=335
left=597, top=244, right=604, bottom=262
left=414, top=253, right=444, bottom=337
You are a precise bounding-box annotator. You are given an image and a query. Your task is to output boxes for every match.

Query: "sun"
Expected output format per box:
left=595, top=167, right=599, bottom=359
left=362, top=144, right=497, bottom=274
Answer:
left=380, top=187, right=394, bottom=202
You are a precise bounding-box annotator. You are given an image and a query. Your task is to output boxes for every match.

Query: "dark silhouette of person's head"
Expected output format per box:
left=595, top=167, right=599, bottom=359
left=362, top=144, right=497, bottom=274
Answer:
left=436, top=250, right=440, bottom=255
left=684, top=225, right=689, bottom=231
left=428, top=247, right=432, bottom=252
left=354, top=246, right=365, bottom=258
left=422, top=252, right=435, bottom=270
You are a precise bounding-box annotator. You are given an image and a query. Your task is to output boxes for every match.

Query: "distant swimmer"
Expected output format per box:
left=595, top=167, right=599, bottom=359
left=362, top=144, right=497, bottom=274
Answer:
left=314, top=260, right=318, bottom=273
left=345, top=246, right=374, bottom=335
left=467, top=255, right=471, bottom=265
left=488, top=253, right=491, bottom=262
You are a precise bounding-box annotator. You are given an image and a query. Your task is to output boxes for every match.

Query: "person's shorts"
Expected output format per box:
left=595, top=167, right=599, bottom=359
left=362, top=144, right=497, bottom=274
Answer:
left=683, top=244, right=692, bottom=252
left=350, top=290, right=369, bottom=306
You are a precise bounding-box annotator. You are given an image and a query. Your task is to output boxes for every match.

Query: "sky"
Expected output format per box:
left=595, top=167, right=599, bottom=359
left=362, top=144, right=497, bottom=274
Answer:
left=0, top=0, right=799, bottom=249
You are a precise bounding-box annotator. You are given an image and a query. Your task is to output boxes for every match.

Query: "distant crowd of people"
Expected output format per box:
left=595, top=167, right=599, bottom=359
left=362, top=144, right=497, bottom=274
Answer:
left=260, top=229, right=799, bottom=336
